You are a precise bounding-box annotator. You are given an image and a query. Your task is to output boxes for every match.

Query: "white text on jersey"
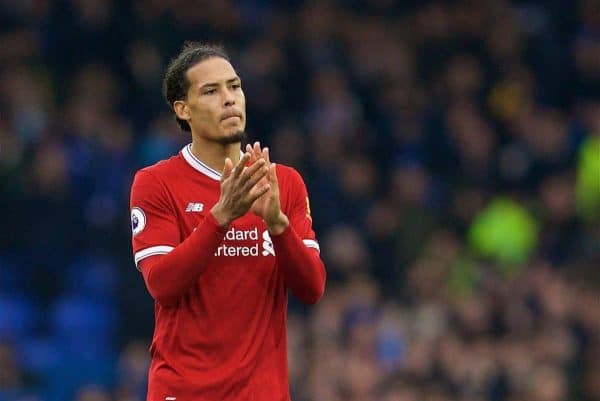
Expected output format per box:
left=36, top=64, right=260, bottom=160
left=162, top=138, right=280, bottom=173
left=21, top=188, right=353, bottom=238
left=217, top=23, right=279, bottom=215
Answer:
left=185, top=202, right=204, bottom=212
left=214, top=227, right=275, bottom=257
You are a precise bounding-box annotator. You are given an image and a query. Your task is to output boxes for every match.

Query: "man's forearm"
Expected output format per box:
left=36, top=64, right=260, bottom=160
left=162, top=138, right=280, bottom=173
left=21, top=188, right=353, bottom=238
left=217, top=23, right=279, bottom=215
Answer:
left=271, top=225, right=326, bottom=304
left=140, top=212, right=228, bottom=307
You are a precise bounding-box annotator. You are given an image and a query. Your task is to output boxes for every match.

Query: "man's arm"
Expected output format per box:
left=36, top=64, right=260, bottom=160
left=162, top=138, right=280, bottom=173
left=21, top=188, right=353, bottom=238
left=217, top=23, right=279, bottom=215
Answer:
left=271, top=223, right=326, bottom=304
left=133, top=153, right=270, bottom=307
left=138, top=213, right=228, bottom=307
left=247, top=143, right=326, bottom=304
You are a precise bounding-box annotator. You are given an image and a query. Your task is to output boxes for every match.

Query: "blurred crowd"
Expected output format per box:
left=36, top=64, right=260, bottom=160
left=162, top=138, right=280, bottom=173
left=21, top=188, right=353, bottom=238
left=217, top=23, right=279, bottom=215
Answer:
left=0, top=0, right=599, bottom=400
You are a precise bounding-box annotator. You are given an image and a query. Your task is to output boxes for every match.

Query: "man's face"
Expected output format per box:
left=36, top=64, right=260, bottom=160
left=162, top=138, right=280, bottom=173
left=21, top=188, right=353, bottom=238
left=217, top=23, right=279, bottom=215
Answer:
left=177, top=57, right=246, bottom=143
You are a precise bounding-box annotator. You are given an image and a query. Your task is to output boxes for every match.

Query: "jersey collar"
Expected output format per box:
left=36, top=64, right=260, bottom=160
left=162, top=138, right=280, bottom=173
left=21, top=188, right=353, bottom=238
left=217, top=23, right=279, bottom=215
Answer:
left=181, top=144, right=244, bottom=181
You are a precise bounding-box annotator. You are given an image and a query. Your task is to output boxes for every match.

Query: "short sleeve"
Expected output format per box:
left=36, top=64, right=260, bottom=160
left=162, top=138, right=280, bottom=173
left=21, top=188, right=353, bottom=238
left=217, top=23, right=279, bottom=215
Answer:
left=283, top=167, right=320, bottom=253
left=129, top=170, right=181, bottom=268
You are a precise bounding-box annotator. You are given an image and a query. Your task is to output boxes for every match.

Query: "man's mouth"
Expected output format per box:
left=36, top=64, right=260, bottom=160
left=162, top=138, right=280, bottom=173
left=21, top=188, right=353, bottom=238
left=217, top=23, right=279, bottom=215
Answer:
left=222, top=115, right=240, bottom=122
left=221, top=112, right=242, bottom=122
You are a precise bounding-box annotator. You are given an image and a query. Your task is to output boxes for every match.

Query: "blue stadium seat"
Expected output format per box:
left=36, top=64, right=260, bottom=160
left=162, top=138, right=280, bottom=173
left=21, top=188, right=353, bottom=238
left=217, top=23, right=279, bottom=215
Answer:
left=0, top=389, right=43, bottom=401
left=63, top=254, right=118, bottom=300
left=17, top=335, right=62, bottom=379
left=0, top=296, right=37, bottom=340
left=49, top=295, right=117, bottom=356
left=0, top=255, right=26, bottom=296
left=18, top=335, right=117, bottom=401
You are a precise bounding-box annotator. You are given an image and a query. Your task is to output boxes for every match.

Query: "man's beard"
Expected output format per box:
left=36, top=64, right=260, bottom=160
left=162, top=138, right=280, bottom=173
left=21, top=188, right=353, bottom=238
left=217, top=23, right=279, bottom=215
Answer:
left=216, top=130, right=246, bottom=145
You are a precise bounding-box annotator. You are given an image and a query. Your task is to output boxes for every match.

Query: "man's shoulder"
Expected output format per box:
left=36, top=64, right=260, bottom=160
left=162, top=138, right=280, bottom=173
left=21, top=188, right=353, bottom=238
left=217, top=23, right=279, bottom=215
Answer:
left=132, top=154, right=184, bottom=189
left=274, top=163, right=302, bottom=181
left=136, top=154, right=183, bottom=178
left=275, top=163, right=308, bottom=190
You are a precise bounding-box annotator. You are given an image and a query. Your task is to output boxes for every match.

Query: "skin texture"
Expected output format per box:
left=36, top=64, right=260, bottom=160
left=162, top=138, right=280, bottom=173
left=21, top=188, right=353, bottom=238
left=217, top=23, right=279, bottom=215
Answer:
left=172, top=56, right=288, bottom=233
left=174, top=57, right=246, bottom=171
left=247, top=143, right=289, bottom=235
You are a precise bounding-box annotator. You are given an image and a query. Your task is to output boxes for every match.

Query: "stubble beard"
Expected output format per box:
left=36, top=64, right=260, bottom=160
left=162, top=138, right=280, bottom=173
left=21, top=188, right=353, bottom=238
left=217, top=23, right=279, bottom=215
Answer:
left=216, top=129, right=246, bottom=145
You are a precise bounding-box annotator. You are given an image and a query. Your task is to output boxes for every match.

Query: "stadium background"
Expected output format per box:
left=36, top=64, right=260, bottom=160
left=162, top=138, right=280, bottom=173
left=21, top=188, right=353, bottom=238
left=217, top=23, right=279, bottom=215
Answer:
left=0, top=0, right=599, bottom=400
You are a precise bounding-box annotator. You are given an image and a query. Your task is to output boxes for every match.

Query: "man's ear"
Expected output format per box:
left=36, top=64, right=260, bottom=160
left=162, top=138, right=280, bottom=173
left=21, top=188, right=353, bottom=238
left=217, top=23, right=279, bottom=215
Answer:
left=173, top=100, right=190, bottom=122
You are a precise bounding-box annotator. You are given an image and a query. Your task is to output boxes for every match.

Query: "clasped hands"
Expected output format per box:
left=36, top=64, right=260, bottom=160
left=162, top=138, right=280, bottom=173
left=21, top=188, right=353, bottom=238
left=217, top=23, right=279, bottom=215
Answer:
left=211, top=142, right=289, bottom=235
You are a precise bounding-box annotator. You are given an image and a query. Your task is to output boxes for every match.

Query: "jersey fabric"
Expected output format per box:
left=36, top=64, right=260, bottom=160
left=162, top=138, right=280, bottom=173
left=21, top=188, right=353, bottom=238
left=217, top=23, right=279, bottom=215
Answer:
left=129, top=144, right=325, bottom=401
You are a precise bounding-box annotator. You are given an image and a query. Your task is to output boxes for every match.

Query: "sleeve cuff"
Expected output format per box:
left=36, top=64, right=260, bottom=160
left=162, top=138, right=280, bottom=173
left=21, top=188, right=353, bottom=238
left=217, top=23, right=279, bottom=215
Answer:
left=134, top=245, right=175, bottom=268
left=134, top=213, right=228, bottom=270
left=270, top=225, right=320, bottom=253
left=205, top=210, right=230, bottom=235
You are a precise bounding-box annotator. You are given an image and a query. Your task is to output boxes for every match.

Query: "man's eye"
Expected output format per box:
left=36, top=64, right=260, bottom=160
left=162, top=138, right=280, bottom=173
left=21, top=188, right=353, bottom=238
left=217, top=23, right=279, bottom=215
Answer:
left=204, top=89, right=217, bottom=95
left=232, top=84, right=241, bottom=90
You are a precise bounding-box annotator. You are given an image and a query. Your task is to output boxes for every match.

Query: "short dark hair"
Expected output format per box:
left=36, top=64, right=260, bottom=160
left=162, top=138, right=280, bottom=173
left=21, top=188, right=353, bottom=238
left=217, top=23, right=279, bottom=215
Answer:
left=162, top=42, right=230, bottom=132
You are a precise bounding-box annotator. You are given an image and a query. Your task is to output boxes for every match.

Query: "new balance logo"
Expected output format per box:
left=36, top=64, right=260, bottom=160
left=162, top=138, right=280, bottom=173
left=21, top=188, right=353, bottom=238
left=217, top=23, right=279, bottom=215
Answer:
left=185, top=202, right=204, bottom=212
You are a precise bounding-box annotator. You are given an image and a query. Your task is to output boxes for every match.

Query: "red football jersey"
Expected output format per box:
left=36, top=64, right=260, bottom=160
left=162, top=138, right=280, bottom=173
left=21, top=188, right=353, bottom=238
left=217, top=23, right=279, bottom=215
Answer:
left=129, top=144, right=324, bottom=401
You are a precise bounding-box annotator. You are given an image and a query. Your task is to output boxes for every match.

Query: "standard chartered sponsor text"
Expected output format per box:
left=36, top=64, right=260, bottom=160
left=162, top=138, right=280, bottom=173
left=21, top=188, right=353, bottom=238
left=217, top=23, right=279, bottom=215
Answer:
left=215, top=227, right=275, bottom=257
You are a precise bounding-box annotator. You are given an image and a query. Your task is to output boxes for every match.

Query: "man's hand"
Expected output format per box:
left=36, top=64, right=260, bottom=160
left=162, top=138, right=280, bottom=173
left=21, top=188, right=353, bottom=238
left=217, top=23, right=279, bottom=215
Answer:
left=247, top=142, right=289, bottom=235
left=211, top=152, right=270, bottom=227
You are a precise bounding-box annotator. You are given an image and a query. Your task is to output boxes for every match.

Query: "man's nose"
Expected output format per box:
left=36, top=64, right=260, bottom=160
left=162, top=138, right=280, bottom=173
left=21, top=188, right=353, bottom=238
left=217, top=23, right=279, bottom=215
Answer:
left=222, top=88, right=235, bottom=106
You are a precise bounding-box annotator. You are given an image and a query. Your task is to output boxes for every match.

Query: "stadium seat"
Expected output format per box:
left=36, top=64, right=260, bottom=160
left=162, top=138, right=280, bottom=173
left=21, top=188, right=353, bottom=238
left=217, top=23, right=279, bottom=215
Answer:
left=0, top=296, right=37, bottom=340
left=63, top=254, right=118, bottom=300
left=49, top=295, right=117, bottom=356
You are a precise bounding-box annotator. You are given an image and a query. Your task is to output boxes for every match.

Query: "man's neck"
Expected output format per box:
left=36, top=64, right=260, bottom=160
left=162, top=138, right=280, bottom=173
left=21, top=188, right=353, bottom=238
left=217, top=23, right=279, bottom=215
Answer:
left=190, top=137, right=241, bottom=174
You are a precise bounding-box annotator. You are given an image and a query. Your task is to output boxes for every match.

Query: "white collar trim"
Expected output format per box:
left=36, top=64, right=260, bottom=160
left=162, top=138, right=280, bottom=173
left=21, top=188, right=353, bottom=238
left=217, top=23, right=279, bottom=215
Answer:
left=181, top=144, right=244, bottom=181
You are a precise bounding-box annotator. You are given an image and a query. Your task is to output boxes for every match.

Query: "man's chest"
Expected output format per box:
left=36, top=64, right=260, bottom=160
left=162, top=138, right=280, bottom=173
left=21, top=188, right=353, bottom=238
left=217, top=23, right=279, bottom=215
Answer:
left=165, top=178, right=280, bottom=260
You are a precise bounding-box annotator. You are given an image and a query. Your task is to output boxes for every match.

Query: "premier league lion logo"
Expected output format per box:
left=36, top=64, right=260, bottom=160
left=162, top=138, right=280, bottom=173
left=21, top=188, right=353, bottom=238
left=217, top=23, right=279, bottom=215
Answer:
left=131, top=207, right=146, bottom=236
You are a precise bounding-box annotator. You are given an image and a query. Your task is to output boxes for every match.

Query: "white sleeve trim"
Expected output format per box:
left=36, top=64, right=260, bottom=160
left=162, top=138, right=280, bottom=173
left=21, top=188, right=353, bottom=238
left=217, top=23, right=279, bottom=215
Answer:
left=134, top=245, right=174, bottom=268
left=303, top=239, right=320, bottom=252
